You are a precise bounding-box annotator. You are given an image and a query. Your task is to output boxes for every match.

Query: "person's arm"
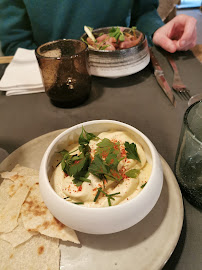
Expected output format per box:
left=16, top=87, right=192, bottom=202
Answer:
left=0, top=0, right=37, bottom=56
left=130, top=0, right=164, bottom=46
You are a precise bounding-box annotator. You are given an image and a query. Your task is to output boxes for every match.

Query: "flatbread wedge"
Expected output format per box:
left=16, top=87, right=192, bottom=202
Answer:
left=21, top=183, right=80, bottom=244
left=0, top=234, right=60, bottom=270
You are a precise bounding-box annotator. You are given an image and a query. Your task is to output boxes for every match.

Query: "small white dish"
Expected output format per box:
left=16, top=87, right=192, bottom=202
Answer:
left=39, top=120, right=163, bottom=234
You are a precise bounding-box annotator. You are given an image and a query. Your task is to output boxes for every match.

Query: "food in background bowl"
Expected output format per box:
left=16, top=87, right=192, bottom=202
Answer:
left=80, top=26, right=150, bottom=78
left=50, top=129, right=152, bottom=207
left=39, top=120, right=163, bottom=234
left=82, top=26, right=143, bottom=51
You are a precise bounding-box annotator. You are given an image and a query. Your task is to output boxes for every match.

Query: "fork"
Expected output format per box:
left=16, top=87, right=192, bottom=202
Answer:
left=167, top=55, right=191, bottom=100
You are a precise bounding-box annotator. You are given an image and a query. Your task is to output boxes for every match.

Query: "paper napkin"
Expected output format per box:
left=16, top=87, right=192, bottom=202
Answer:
left=0, top=48, right=45, bottom=96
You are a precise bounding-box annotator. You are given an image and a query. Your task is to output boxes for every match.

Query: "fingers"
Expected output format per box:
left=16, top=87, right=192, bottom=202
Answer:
left=152, top=14, right=197, bottom=53
left=177, top=26, right=197, bottom=50
left=176, top=16, right=197, bottom=50
left=152, top=27, right=177, bottom=53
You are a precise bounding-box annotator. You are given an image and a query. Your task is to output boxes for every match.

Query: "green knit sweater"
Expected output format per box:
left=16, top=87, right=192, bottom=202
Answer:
left=0, top=0, right=164, bottom=56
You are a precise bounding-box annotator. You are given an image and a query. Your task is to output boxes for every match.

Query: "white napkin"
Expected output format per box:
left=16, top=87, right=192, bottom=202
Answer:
left=0, top=48, right=45, bottom=96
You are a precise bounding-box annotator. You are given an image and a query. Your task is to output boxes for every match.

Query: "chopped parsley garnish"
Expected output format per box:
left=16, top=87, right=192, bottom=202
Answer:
left=79, top=126, right=97, bottom=145
left=141, top=183, right=147, bottom=189
left=72, top=173, right=91, bottom=187
left=73, top=202, right=84, bottom=205
left=59, top=127, right=95, bottom=184
left=89, top=154, right=123, bottom=182
left=59, top=127, right=143, bottom=206
left=94, top=187, right=120, bottom=206
left=88, top=137, right=124, bottom=181
left=95, top=138, right=123, bottom=169
left=125, top=169, right=140, bottom=178
left=93, top=187, right=101, bottom=202
left=96, top=138, right=120, bottom=158
left=124, top=142, right=141, bottom=162
left=109, top=27, right=125, bottom=41
left=99, top=45, right=110, bottom=50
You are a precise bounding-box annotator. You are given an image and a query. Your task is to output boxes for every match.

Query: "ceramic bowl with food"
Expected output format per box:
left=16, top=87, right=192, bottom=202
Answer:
left=80, top=26, right=150, bottom=78
left=39, top=120, right=163, bottom=234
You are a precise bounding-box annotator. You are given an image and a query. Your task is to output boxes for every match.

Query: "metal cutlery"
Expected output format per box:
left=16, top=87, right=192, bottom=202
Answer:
left=149, top=48, right=176, bottom=107
left=167, top=55, right=191, bottom=100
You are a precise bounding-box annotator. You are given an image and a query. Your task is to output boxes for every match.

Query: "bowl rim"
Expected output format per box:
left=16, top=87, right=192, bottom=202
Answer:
left=80, top=26, right=146, bottom=53
left=35, top=39, right=88, bottom=60
left=40, top=119, right=162, bottom=212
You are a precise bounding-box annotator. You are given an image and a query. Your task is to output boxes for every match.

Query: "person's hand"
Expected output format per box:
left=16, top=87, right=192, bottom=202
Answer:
left=152, top=14, right=197, bottom=53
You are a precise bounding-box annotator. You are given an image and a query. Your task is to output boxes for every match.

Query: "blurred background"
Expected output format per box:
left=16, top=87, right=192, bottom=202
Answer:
left=158, top=0, right=202, bottom=43
left=0, top=0, right=202, bottom=56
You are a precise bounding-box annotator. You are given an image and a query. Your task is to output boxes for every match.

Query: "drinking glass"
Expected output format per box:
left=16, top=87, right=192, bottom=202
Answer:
left=175, top=100, right=202, bottom=209
left=35, top=39, right=91, bottom=108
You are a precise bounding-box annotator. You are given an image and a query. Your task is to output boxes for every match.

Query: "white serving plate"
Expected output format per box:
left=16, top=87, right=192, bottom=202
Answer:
left=0, top=130, right=184, bottom=270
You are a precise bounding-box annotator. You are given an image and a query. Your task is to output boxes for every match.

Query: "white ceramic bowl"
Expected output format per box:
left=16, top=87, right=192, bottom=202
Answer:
left=80, top=27, right=150, bottom=78
left=39, top=120, right=163, bottom=234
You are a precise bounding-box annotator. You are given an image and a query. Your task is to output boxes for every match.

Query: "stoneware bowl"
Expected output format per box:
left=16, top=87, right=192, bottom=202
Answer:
left=80, top=27, right=150, bottom=78
left=39, top=120, right=163, bottom=234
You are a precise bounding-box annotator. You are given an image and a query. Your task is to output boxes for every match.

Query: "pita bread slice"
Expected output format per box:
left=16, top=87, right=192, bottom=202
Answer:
left=1, top=164, right=38, bottom=180
left=0, top=179, right=13, bottom=211
left=0, top=216, right=37, bottom=247
left=1, top=165, right=39, bottom=196
left=0, top=234, right=60, bottom=270
left=21, top=183, right=80, bottom=244
left=0, top=184, right=30, bottom=233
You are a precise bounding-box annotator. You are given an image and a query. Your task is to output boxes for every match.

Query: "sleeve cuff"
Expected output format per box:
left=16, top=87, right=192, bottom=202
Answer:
left=135, top=9, right=164, bottom=47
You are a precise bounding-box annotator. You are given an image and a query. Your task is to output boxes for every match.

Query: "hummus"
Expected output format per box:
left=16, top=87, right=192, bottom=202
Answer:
left=50, top=130, right=152, bottom=207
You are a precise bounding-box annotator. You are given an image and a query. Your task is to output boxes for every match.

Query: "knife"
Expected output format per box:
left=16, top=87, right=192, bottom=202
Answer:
left=149, top=48, right=176, bottom=107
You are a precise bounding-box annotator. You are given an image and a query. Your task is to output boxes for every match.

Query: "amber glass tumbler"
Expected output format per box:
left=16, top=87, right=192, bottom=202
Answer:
left=35, top=39, right=91, bottom=108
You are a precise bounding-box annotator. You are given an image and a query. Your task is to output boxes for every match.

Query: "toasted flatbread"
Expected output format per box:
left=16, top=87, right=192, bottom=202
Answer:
left=21, top=183, right=79, bottom=244
left=0, top=184, right=30, bottom=233
left=0, top=234, right=60, bottom=270
left=0, top=216, right=37, bottom=247
left=0, top=164, right=80, bottom=269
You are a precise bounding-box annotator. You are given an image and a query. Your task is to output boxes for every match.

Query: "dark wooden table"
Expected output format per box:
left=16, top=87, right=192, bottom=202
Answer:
left=0, top=48, right=202, bottom=269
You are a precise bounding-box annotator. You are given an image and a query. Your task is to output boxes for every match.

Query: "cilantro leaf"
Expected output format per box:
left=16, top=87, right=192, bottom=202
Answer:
left=59, top=127, right=94, bottom=184
left=69, top=153, right=90, bottom=177
left=79, top=144, right=91, bottom=155
left=124, top=142, right=141, bottom=162
left=96, top=138, right=120, bottom=159
left=72, top=179, right=83, bottom=186
left=105, top=153, right=117, bottom=166
left=72, top=176, right=91, bottom=187
left=88, top=154, right=108, bottom=177
left=79, top=126, right=96, bottom=145
left=59, top=149, right=69, bottom=157
left=89, top=154, right=123, bottom=182
left=71, top=155, right=81, bottom=162
left=105, top=169, right=123, bottom=182
left=60, top=151, right=72, bottom=174
left=125, top=169, right=140, bottom=178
